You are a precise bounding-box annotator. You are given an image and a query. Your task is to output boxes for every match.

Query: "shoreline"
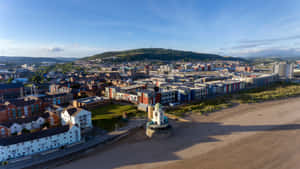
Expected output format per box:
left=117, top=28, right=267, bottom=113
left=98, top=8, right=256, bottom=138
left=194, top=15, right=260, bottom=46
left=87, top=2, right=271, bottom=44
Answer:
left=7, top=96, right=300, bottom=169
left=52, top=96, right=300, bottom=169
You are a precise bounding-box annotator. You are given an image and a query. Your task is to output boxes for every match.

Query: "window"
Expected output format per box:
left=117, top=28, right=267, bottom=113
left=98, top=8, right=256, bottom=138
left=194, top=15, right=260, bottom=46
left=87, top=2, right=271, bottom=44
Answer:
left=31, top=104, right=34, bottom=111
left=12, top=108, right=17, bottom=118
left=35, top=104, right=39, bottom=112
left=1, top=128, right=5, bottom=135
left=17, top=107, right=22, bottom=117
left=75, top=130, right=79, bottom=141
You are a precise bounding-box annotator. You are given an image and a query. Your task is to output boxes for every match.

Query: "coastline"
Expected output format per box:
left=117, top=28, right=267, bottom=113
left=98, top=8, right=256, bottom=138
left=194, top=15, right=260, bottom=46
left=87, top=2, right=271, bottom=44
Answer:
left=51, top=96, right=300, bottom=169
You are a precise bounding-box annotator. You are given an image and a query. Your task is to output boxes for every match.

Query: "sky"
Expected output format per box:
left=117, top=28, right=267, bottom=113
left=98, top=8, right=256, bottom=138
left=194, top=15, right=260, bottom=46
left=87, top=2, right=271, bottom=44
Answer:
left=1, top=0, right=300, bottom=58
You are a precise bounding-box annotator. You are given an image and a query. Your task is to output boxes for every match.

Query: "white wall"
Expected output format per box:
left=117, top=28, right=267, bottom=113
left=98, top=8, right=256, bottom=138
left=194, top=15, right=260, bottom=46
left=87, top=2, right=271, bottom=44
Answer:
left=0, top=125, right=80, bottom=162
left=10, top=124, right=22, bottom=134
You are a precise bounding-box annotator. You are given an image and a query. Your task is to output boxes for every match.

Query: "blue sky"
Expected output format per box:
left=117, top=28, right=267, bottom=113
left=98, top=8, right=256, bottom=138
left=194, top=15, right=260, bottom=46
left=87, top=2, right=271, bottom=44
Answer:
left=1, top=0, right=300, bottom=57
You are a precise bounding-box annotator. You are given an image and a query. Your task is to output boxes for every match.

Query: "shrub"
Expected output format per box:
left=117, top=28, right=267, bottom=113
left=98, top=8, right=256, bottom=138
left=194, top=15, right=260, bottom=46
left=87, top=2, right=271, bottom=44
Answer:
left=21, top=128, right=31, bottom=134
left=2, top=161, right=8, bottom=166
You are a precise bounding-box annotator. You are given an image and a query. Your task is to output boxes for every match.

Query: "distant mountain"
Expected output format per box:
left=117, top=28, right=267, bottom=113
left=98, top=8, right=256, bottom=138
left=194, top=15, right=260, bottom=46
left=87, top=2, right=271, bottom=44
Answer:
left=0, top=56, right=77, bottom=64
left=247, top=55, right=300, bottom=60
left=246, top=55, right=300, bottom=64
left=83, top=48, right=245, bottom=62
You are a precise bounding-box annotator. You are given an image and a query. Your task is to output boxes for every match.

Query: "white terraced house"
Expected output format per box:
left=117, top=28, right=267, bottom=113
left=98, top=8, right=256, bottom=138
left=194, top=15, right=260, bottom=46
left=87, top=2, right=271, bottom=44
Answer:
left=61, top=107, right=93, bottom=130
left=0, top=107, right=94, bottom=162
left=0, top=124, right=81, bottom=162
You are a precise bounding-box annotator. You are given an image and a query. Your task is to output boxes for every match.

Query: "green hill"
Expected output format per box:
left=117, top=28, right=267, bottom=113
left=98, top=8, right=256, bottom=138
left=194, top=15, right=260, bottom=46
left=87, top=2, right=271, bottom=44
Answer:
left=83, top=48, right=244, bottom=62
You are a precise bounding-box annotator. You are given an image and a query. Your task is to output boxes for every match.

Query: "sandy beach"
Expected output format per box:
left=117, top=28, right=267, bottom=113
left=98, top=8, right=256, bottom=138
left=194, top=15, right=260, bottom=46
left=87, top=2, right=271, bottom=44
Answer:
left=53, top=97, right=300, bottom=169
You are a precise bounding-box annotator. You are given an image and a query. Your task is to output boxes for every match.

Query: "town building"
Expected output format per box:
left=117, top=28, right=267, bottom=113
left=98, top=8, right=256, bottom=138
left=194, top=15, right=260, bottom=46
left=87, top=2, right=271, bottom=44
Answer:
left=273, top=62, right=294, bottom=79
left=61, top=107, right=93, bottom=130
left=236, top=73, right=278, bottom=88
left=138, top=90, right=155, bottom=105
left=235, top=66, right=253, bottom=72
left=0, top=124, right=80, bottom=162
left=0, top=83, right=24, bottom=100
left=0, top=98, right=46, bottom=122
left=105, top=87, right=119, bottom=100
left=45, top=92, right=73, bottom=106
left=0, top=112, right=56, bottom=137
left=0, top=105, right=93, bottom=162
left=49, top=84, right=72, bottom=94
left=73, top=96, right=107, bottom=109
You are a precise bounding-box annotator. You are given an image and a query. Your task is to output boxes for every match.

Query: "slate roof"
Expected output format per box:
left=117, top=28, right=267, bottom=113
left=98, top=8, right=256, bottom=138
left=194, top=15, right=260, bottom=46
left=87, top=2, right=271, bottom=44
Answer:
left=6, top=99, right=38, bottom=107
left=46, top=92, right=72, bottom=97
left=77, top=96, right=103, bottom=104
left=0, top=125, right=70, bottom=146
left=0, top=113, right=50, bottom=128
left=0, top=83, right=23, bottom=90
left=67, top=108, right=78, bottom=116
left=66, top=107, right=83, bottom=117
left=0, top=105, right=6, bottom=111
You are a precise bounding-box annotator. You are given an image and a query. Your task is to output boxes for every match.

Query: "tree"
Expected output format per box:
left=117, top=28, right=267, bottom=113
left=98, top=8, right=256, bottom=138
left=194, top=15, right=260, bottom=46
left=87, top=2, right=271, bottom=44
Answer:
left=42, top=121, right=50, bottom=128
left=2, top=161, right=8, bottom=166
left=31, top=75, right=43, bottom=84
left=21, top=128, right=30, bottom=134
left=6, top=77, right=14, bottom=83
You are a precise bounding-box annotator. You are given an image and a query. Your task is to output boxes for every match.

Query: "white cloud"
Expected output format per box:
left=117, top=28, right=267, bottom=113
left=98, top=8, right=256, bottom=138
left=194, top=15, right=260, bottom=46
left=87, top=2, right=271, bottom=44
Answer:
left=48, top=47, right=64, bottom=53
left=239, top=47, right=300, bottom=57
left=218, top=33, right=300, bottom=57
left=221, top=45, right=300, bottom=58
left=0, top=39, right=106, bottom=58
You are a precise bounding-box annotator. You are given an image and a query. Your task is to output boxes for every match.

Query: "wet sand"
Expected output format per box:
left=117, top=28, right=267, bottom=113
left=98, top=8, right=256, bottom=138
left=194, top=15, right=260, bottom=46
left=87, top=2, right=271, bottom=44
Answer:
left=54, top=97, right=300, bottom=169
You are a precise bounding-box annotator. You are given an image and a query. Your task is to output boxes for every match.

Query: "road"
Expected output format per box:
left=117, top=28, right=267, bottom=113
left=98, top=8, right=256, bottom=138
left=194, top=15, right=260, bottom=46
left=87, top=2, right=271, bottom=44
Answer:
left=55, top=97, right=300, bottom=169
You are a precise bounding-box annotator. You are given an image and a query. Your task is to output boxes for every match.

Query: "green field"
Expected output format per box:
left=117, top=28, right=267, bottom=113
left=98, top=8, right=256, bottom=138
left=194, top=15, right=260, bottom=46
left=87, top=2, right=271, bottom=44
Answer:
left=235, top=81, right=300, bottom=103
left=166, top=96, right=234, bottom=117
left=168, top=82, right=300, bottom=117
left=91, top=104, right=137, bottom=120
left=90, top=104, right=144, bottom=131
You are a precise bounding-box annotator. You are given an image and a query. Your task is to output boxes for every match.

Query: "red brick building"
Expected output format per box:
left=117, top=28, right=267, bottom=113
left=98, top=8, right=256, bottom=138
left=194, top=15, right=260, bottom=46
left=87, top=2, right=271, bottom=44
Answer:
left=0, top=98, right=46, bottom=122
left=0, top=83, right=24, bottom=100
left=138, top=91, right=155, bottom=105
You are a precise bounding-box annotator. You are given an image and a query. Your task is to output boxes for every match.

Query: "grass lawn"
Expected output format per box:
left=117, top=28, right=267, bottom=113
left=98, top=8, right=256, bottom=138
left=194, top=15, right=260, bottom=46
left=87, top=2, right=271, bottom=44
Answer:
left=166, top=96, right=234, bottom=117
left=90, top=104, right=145, bottom=131
left=235, top=82, right=300, bottom=103
left=24, top=83, right=33, bottom=87
left=91, top=104, right=137, bottom=120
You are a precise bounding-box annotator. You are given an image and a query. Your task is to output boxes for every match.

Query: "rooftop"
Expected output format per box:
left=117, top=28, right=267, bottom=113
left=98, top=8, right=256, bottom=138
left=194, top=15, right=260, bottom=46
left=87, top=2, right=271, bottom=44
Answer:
left=0, top=113, right=50, bottom=127
left=76, top=96, right=104, bottom=104
left=0, top=83, right=23, bottom=90
left=65, top=106, right=84, bottom=116
left=0, top=125, right=70, bottom=146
